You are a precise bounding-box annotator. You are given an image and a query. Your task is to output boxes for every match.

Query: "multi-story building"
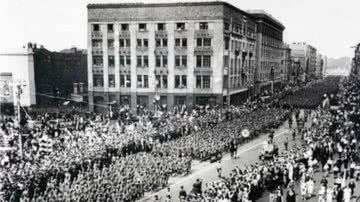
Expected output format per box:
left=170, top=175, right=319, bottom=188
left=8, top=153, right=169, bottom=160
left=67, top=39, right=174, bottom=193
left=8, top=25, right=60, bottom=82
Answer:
left=0, top=46, right=36, bottom=109
left=249, top=10, right=285, bottom=94
left=351, top=43, right=360, bottom=78
left=289, top=42, right=317, bottom=82
left=282, top=43, right=292, bottom=83
left=0, top=43, right=88, bottom=112
left=315, top=53, right=325, bottom=79
left=87, top=2, right=258, bottom=111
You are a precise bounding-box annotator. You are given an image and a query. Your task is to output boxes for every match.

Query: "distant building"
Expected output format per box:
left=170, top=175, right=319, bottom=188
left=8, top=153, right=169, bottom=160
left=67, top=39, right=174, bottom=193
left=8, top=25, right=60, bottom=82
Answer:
left=87, top=1, right=259, bottom=111
left=0, top=43, right=87, bottom=108
left=0, top=46, right=36, bottom=107
left=32, top=44, right=87, bottom=106
left=282, top=43, right=292, bottom=83
left=249, top=10, right=285, bottom=94
left=315, top=53, right=325, bottom=79
left=351, top=43, right=360, bottom=78
left=289, top=42, right=317, bottom=82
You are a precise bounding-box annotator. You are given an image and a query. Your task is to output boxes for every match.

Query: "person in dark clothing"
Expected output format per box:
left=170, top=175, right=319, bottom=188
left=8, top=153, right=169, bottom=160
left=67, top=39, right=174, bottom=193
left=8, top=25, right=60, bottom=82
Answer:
left=286, top=188, right=296, bottom=202
left=179, top=186, right=187, bottom=200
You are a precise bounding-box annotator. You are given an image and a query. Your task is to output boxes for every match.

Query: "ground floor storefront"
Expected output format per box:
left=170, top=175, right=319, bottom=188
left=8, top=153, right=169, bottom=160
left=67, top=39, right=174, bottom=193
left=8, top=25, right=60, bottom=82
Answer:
left=88, top=91, right=223, bottom=112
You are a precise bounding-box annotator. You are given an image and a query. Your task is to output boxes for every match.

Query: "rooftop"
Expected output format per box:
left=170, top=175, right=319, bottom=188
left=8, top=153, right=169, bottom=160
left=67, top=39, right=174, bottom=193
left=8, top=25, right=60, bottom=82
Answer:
left=247, top=9, right=285, bottom=29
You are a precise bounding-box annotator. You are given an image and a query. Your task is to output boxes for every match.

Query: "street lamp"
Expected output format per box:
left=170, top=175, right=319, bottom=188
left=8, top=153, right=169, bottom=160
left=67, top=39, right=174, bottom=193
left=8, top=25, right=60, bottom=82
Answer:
left=12, top=79, right=27, bottom=159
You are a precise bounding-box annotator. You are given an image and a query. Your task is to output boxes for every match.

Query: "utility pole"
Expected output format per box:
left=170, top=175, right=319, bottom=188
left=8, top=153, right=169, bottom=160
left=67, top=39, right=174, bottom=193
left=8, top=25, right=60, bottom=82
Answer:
left=13, top=80, right=26, bottom=159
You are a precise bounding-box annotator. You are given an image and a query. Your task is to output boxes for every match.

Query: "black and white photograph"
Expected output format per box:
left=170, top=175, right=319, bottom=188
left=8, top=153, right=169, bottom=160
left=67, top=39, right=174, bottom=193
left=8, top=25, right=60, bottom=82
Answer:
left=0, top=0, right=360, bottom=201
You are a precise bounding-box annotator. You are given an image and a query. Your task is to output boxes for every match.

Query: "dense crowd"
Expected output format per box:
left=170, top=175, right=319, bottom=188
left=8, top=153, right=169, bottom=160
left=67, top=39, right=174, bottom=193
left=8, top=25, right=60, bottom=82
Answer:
left=175, top=76, right=360, bottom=202
left=0, top=95, right=290, bottom=202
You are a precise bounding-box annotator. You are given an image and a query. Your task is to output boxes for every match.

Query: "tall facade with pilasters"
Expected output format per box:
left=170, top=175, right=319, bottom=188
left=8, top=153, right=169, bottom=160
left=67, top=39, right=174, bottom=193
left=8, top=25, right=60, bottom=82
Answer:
left=87, top=2, right=260, bottom=111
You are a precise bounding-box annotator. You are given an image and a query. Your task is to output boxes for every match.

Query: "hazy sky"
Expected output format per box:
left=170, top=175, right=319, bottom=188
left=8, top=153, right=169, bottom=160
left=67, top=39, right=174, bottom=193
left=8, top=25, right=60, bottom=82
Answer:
left=1, top=0, right=359, bottom=58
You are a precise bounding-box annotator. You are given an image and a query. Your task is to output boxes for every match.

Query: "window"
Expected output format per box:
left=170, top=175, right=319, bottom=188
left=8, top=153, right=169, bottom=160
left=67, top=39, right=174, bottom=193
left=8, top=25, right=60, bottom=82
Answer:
left=203, top=38, right=211, bottom=47
left=137, top=75, right=143, bottom=88
left=162, top=55, right=168, bottom=67
left=143, top=39, right=148, bottom=48
left=203, top=55, right=211, bottom=67
left=182, top=56, right=187, bottom=67
left=120, top=74, right=131, bottom=88
left=108, top=74, right=115, bottom=87
left=199, top=22, right=208, bottom=30
left=119, top=39, right=125, bottom=47
left=224, top=23, right=230, bottom=31
left=175, top=96, right=186, bottom=105
left=139, top=23, right=147, bottom=31
left=154, top=75, right=168, bottom=89
left=182, top=38, right=187, bottom=47
left=93, top=24, right=99, bottom=31
left=156, top=39, right=161, bottom=47
left=143, top=56, right=148, bottom=67
left=156, top=75, right=161, bottom=88
left=175, top=75, right=180, bottom=88
left=197, top=38, right=202, bottom=47
left=157, top=23, right=165, bottom=31
left=125, top=39, right=130, bottom=47
left=120, top=56, right=125, bottom=66
left=196, top=75, right=211, bottom=88
left=162, top=75, right=168, bottom=88
left=155, top=55, right=167, bottom=68
left=196, top=56, right=202, bottom=67
left=224, top=37, right=229, bottom=50
left=126, top=55, right=131, bottom=65
left=137, top=39, right=142, bottom=47
left=144, top=75, right=149, bottom=88
left=162, top=38, right=167, bottom=47
left=176, top=23, right=185, bottom=31
left=181, top=75, right=187, bottom=88
left=108, top=56, right=115, bottom=67
left=196, top=76, right=202, bottom=88
left=93, top=75, right=103, bottom=87
left=203, top=75, right=211, bottom=88
left=156, top=55, right=161, bottom=67
left=196, top=55, right=211, bottom=67
left=121, top=24, right=129, bottom=31
left=175, top=55, right=187, bottom=67
left=137, top=56, right=142, bottom=67
left=93, top=56, right=103, bottom=66
left=108, top=39, right=114, bottom=49
left=107, top=24, right=114, bottom=33
left=175, top=38, right=187, bottom=48
left=92, top=40, right=102, bottom=48
left=197, top=38, right=211, bottom=47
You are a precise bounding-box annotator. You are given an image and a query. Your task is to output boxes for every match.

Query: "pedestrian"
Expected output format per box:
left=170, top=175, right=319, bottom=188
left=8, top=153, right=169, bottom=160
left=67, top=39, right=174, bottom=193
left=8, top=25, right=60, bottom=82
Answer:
left=286, top=188, right=296, bottom=202
left=179, top=186, right=187, bottom=200
left=284, top=137, right=289, bottom=151
left=326, top=187, right=333, bottom=202
left=343, top=185, right=351, bottom=202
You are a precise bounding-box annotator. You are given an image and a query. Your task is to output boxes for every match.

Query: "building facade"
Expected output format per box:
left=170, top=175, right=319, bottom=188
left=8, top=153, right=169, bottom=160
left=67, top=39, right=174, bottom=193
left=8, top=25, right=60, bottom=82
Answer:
left=0, top=46, right=36, bottom=107
left=249, top=10, right=285, bottom=94
left=289, top=42, right=317, bottom=82
left=87, top=2, right=258, bottom=111
left=282, top=43, right=292, bottom=83
left=351, top=43, right=360, bottom=78
left=32, top=45, right=87, bottom=106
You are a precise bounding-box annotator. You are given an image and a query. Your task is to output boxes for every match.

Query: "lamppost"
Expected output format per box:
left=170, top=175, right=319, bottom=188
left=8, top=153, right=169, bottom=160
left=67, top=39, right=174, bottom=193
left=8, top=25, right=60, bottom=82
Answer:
left=13, top=80, right=26, bottom=159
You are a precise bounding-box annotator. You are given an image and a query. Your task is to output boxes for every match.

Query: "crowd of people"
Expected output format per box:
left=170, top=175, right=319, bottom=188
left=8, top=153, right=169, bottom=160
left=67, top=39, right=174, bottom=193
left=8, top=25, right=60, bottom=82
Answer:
left=173, top=76, right=360, bottom=202
left=0, top=93, right=291, bottom=202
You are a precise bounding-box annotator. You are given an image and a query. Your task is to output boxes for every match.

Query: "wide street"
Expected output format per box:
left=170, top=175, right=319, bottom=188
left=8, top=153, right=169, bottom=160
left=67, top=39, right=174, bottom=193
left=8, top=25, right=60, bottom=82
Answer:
left=140, top=117, right=296, bottom=202
left=140, top=113, right=360, bottom=202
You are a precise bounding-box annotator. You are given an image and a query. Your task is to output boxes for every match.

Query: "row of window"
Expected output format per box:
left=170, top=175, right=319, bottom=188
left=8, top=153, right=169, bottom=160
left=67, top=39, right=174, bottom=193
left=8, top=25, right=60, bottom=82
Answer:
left=92, top=22, right=210, bottom=32
left=92, top=74, right=211, bottom=89
left=93, top=55, right=212, bottom=68
left=93, top=37, right=211, bottom=49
